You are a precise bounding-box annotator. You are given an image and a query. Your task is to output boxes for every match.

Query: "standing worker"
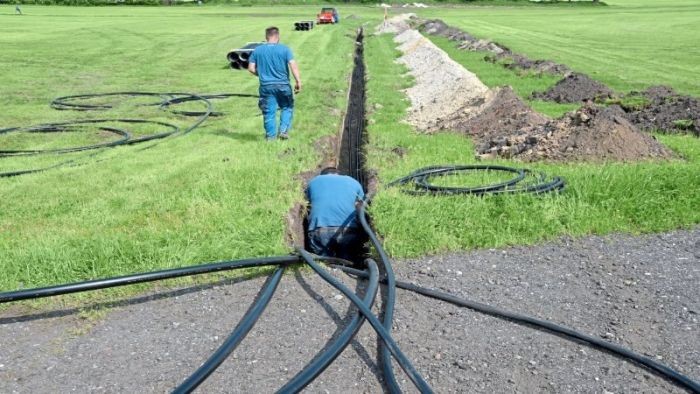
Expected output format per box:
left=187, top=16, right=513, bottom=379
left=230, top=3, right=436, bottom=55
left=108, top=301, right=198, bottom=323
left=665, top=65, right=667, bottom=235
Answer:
left=248, top=27, right=302, bottom=141
left=15, top=3, right=22, bottom=14
left=306, top=167, right=366, bottom=263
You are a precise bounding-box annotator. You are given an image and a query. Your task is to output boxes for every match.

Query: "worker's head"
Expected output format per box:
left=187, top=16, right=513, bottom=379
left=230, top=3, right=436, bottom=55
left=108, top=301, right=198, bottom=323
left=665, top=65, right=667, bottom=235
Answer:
left=320, top=167, right=339, bottom=175
left=265, top=27, right=280, bottom=43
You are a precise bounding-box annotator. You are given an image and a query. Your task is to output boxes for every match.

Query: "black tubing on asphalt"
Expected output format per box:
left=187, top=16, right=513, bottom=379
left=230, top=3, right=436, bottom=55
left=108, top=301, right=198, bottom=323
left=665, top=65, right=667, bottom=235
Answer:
left=387, top=165, right=565, bottom=195
left=327, top=264, right=700, bottom=394
left=297, top=248, right=434, bottom=394
left=0, top=255, right=299, bottom=303
left=276, top=258, right=380, bottom=393
left=396, top=280, right=700, bottom=394
left=358, top=196, right=401, bottom=393
left=172, top=266, right=287, bottom=394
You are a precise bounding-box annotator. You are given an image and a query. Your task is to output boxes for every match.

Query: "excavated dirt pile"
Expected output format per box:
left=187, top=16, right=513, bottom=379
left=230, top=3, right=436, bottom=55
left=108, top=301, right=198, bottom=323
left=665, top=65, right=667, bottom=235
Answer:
left=623, top=86, right=700, bottom=136
left=443, top=87, right=548, bottom=139
left=416, top=18, right=571, bottom=76
left=383, top=16, right=674, bottom=162
left=464, top=97, right=674, bottom=162
left=532, top=73, right=614, bottom=103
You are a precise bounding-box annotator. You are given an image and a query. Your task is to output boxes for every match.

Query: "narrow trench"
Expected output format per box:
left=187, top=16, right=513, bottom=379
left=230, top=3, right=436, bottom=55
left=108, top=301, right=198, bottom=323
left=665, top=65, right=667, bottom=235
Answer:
left=337, top=28, right=369, bottom=191
left=285, top=28, right=369, bottom=251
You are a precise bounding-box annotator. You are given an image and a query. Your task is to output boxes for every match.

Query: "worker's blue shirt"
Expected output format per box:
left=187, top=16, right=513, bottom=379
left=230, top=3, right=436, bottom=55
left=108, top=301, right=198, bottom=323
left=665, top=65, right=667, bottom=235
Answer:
left=249, top=43, right=294, bottom=86
left=306, top=174, right=365, bottom=231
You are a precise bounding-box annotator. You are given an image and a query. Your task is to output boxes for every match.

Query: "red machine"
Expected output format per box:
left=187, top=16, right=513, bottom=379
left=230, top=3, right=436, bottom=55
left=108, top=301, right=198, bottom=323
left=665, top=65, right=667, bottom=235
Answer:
left=317, top=7, right=339, bottom=24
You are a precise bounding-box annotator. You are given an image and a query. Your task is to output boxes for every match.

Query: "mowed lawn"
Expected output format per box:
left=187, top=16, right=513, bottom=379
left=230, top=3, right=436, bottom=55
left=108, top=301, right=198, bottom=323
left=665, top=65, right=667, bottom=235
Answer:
left=416, top=0, right=700, bottom=96
left=2, top=2, right=699, bottom=292
left=365, top=0, right=700, bottom=257
left=0, top=6, right=373, bottom=290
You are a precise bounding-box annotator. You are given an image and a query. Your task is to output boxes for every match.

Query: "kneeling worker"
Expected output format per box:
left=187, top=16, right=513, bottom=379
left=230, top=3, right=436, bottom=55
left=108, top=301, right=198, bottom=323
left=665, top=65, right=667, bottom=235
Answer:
left=306, top=167, right=365, bottom=262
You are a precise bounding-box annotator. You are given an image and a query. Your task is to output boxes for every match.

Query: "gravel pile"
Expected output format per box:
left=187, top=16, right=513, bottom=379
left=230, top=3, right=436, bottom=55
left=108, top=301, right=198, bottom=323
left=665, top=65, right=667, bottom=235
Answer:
left=393, top=28, right=491, bottom=132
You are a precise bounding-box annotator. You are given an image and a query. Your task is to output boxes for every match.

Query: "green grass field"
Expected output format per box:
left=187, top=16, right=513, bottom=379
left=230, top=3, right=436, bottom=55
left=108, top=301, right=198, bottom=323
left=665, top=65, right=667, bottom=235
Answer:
left=0, top=6, right=370, bottom=291
left=1, top=2, right=699, bottom=294
left=417, top=0, right=700, bottom=96
left=364, top=33, right=699, bottom=257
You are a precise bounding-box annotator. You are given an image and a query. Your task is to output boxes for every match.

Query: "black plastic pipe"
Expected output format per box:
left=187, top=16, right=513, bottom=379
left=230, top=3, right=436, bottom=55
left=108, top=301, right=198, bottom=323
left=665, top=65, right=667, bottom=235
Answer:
left=358, top=198, right=401, bottom=393
left=172, top=266, right=286, bottom=394
left=0, top=255, right=299, bottom=303
left=297, top=248, right=434, bottom=394
left=276, top=258, right=379, bottom=393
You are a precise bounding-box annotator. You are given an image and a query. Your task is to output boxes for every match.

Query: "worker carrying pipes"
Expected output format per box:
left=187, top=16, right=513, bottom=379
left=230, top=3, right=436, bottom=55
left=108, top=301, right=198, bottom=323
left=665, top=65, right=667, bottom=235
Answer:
left=247, top=26, right=302, bottom=141
left=306, top=167, right=365, bottom=262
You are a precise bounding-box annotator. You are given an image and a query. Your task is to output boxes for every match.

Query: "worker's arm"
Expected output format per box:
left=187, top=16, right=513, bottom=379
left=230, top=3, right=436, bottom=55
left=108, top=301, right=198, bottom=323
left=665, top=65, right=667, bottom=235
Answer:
left=289, top=60, right=302, bottom=93
left=247, top=62, right=257, bottom=76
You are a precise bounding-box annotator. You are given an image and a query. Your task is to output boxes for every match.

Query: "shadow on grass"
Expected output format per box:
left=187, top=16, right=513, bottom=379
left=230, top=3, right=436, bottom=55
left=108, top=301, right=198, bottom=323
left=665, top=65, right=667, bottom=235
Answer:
left=210, top=129, right=261, bottom=143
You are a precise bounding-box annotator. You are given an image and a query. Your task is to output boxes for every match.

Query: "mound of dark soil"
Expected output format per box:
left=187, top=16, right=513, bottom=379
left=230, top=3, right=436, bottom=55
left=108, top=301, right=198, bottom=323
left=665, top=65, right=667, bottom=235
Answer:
left=623, top=86, right=700, bottom=136
left=532, top=73, right=614, bottom=103
left=418, top=19, right=476, bottom=42
left=473, top=102, right=674, bottom=162
left=487, top=54, right=572, bottom=76
left=418, top=18, right=571, bottom=76
left=444, top=87, right=548, bottom=140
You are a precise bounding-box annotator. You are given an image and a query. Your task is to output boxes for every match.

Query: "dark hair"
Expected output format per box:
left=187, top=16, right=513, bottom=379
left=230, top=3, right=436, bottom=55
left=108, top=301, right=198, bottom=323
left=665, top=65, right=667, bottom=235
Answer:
left=320, top=167, right=339, bottom=175
left=265, top=27, right=280, bottom=39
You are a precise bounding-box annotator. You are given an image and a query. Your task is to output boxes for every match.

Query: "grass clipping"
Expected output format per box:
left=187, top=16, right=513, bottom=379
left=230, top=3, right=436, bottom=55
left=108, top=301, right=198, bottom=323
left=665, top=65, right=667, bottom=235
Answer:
left=381, top=16, right=674, bottom=162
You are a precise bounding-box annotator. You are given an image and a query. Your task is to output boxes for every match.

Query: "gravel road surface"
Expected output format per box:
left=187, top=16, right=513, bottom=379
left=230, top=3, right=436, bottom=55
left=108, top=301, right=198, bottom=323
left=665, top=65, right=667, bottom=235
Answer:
left=1, top=228, right=698, bottom=393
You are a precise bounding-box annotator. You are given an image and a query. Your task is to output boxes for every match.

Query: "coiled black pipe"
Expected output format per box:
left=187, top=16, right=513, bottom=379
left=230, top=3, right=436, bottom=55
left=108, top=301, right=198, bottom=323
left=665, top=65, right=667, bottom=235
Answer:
left=276, top=258, right=379, bottom=393
left=1, top=92, right=260, bottom=178
left=173, top=266, right=286, bottom=394
left=387, top=165, right=565, bottom=195
left=297, top=248, right=434, bottom=394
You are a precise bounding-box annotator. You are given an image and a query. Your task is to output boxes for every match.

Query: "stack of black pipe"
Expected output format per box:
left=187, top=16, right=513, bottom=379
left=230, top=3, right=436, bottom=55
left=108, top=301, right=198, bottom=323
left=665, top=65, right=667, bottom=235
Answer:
left=294, top=20, right=314, bottom=31
left=227, top=42, right=264, bottom=70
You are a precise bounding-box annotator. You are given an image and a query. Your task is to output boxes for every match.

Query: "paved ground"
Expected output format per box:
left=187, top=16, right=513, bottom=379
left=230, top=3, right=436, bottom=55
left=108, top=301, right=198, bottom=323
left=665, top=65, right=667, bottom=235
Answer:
left=1, top=228, right=698, bottom=393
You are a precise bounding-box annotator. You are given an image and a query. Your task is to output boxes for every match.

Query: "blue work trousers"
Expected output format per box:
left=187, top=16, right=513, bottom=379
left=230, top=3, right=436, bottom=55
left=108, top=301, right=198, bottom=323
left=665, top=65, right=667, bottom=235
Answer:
left=258, top=84, right=294, bottom=139
left=308, top=227, right=365, bottom=263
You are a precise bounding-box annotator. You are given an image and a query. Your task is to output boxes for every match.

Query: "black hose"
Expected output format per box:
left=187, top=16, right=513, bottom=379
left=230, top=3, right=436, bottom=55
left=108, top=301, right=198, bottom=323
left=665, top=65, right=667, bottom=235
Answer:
left=173, top=266, right=286, bottom=394
left=1, top=91, right=259, bottom=178
left=396, top=280, right=700, bottom=393
left=0, top=255, right=299, bottom=303
left=358, top=197, right=401, bottom=393
left=297, top=248, right=434, bottom=394
left=276, top=258, right=379, bottom=393
left=387, top=165, right=564, bottom=195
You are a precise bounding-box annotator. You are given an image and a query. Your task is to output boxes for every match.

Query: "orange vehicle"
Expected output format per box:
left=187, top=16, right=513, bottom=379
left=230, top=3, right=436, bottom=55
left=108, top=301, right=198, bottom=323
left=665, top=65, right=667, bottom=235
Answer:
left=317, top=7, right=339, bottom=24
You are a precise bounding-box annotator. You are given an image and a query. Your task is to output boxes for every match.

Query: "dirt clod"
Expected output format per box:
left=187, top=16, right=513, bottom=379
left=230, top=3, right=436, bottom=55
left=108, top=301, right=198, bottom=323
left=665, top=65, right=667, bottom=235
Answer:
left=623, top=86, right=700, bottom=136
left=475, top=102, right=675, bottom=161
left=532, top=73, right=614, bottom=103
left=445, top=87, right=548, bottom=139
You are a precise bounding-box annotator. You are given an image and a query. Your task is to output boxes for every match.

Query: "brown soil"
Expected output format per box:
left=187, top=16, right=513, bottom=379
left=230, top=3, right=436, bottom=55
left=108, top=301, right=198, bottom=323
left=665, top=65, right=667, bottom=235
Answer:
left=444, top=87, right=548, bottom=140
left=417, top=18, right=571, bottom=76
left=487, top=54, right=572, bottom=76
left=383, top=15, right=675, bottom=162
left=532, top=73, right=614, bottom=103
left=475, top=102, right=675, bottom=162
left=623, top=86, right=700, bottom=136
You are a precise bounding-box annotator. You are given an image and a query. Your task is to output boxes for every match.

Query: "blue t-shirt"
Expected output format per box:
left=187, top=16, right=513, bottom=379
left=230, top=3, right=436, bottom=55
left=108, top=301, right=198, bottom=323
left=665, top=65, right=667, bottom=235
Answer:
left=248, top=43, right=294, bottom=86
left=306, top=174, right=365, bottom=231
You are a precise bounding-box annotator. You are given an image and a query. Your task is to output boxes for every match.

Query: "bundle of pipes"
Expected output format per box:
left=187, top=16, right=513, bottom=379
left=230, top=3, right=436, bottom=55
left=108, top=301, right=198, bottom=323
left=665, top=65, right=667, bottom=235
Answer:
left=226, top=42, right=265, bottom=71
left=294, top=20, right=314, bottom=31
